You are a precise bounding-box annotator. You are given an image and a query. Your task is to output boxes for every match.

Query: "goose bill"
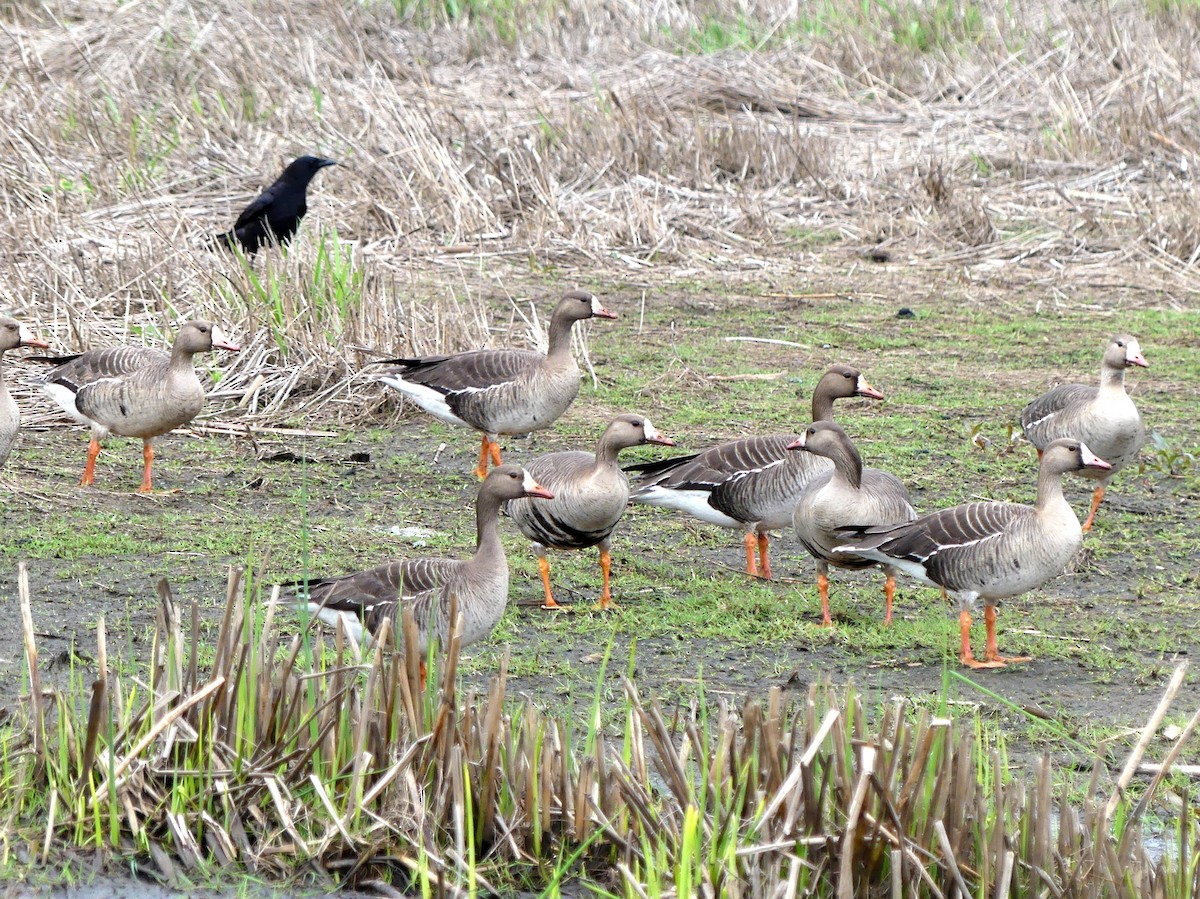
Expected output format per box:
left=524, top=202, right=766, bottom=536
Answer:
left=522, top=471, right=555, bottom=499
left=211, top=326, right=241, bottom=353
left=855, top=375, right=884, bottom=400
left=643, top=418, right=675, bottom=446
left=590, top=296, right=619, bottom=319
left=1079, top=444, right=1112, bottom=472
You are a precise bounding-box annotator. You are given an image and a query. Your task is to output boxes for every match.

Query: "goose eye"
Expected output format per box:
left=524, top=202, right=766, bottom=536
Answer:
left=631, top=419, right=642, bottom=428
left=1115, top=340, right=1124, bottom=347
left=843, top=372, right=853, bottom=379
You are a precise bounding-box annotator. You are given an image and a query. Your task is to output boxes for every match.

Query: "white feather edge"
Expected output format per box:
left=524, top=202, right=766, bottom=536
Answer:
left=629, top=485, right=743, bottom=528
left=41, top=381, right=101, bottom=429
left=376, top=374, right=472, bottom=428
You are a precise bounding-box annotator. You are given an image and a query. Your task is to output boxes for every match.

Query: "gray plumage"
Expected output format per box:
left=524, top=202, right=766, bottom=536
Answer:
left=376, top=291, right=618, bottom=478
left=294, top=465, right=553, bottom=655
left=626, top=364, right=884, bottom=579
left=834, top=438, right=1112, bottom=668
left=1020, top=335, right=1147, bottom=531
left=506, top=414, right=674, bottom=609
left=0, top=316, right=49, bottom=468
left=37, top=320, right=239, bottom=491
left=789, top=422, right=915, bottom=625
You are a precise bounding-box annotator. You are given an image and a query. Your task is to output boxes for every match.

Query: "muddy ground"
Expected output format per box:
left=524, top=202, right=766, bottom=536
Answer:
left=2, top=276, right=1197, bottom=774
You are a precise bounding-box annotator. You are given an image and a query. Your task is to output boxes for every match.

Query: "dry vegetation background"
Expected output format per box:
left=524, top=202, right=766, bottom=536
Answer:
left=0, top=0, right=1197, bottom=425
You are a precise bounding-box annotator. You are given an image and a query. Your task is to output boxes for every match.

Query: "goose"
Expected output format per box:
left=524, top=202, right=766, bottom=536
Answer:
left=1020, top=335, right=1147, bottom=532
left=292, top=465, right=553, bottom=680
left=788, top=421, right=916, bottom=626
left=626, top=364, right=883, bottom=579
left=214, top=155, right=337, bottom=254
left=506, top=414, right=675, bottom=611
left=0, top=316, right=50, bottom=468
left=37, top=320, right=240, bottom=492
left=834, top=438, right=1111, bottom=669
left=376, top=291, right=617, bottom=478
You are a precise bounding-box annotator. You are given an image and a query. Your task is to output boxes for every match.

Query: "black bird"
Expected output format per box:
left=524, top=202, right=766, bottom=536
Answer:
left=214, top=155, right=337, bottom=254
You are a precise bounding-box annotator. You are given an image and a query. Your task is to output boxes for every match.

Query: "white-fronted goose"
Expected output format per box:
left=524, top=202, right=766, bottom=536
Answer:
left=506, top=414, right=675, bottom=611
left=627, top=364, right=883, bottom=579
left=294, top=465, right=553, bottom=678
left=377, top=291, right=618, bottom=479
left=0, top=316, right=50, bottom=468
left=37, top=320, right=240, bottom=492
left=789, top=421, right=916, bottom=627
left=834, top=438, right=1111, bottom=669
left=1020, top=335, right=1147, bottom=532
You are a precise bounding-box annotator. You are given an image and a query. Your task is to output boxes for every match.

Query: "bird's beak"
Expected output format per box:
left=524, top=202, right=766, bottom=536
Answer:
left=211, top=326, right=241, bottom=353
left=642, top=419, right=675, bottom=447
left=521, top=471, right=554, bottom=500
left=786, top=433, right=808, bottom=451
left=17, top=325, right=49, bottom=349
left=856, top=375, right=884, bottom=400
left=590, top=295, right=619, bottom=320
left=1127, top=352, right=1148, bottom=368
left=1080, top=444, right=1112, bottom=472
left=319, top=159, right=338, bottom=168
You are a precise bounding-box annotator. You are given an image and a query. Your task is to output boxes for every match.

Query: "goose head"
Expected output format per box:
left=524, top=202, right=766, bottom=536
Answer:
left=817, top=364, right=884, bottom=402
left=1105, top=335, right=1148, bottom=370
left=485, top=464, right=554, bottom=501
left=1042, top=438, right=1112, bottom=475
left=554, top=290, right=618, bottom=323
left=786, top=420, right=856, bottom=459
left=605, top=413, right=675, bottom=450
left=0, top=317, right=48, bottom=352
left=177, top=320, right=241, bottom=354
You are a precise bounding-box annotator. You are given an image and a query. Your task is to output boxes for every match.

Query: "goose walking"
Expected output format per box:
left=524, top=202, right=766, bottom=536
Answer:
left=835, top=439, right=1111, bottom=669
left=37, top=320, right=240, bottom=492
left=627, top=364, right=883, bottom=579
left=292, top=465, right=553, bottom=679
left=1020, top=335, right=1147, bottom=531
left=789, top=422, right=915, bottom=626
left=507, top=414, right=675, bottom=610
left=377, top=291, right=617, bottom=479
left=0, top=316, right=50, bottom=468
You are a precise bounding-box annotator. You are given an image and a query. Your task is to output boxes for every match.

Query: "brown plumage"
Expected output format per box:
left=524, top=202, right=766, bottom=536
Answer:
left=377, top=291, right=618, bottom=478
left=0, top=316, right=49, bottom=468
left=835, top=438, right=1111, bottom=669
left=627, top=364, right=884, bottom=579
left=36, top=320, right=240, bottom=492
left=789, top=421, right=915, bottom=626
left=506, top=414, right=675, bottom=610
left=1020, top=335, right=1147, bottom=532
left=292, top=466, right=553, bottom=676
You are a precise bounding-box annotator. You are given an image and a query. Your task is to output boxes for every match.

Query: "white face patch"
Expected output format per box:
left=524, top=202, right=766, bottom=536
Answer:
left=18, top=324, right=37, bottom=344
left=522, top=470, right=541, bottom=493
left=588, top=294, right=603, bottom=315
left=1078, top=441, right=1111, bottom=471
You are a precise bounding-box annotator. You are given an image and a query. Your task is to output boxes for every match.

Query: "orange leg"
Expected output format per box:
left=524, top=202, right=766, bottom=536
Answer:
left=136, top=441, right=155, bottom=493
left=1081, top=486, right=1105, bottom=533
left=817, top=571, right=833, bottom=627
left=79, top=437, right=102, bottom=487
left=959, top=609, right=1007, bottom=669
left=882, top=572, right=896, bottom=626
left=538, top=556, right=566, bottom=610
left=419, top=660, right=427, bottom=691
left=596, top=548, right=616, bottom=611
left=473, top=435, right=491, bottom=480
left=1036, top=448, right=1043, bottom=461
left=757, top=533, right=772, bottom=580
left=489, top=439, right=503, bottom=468
left=983, top=605, right=1031, bottom=665
left=742, top=532, right=759, bottom=577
